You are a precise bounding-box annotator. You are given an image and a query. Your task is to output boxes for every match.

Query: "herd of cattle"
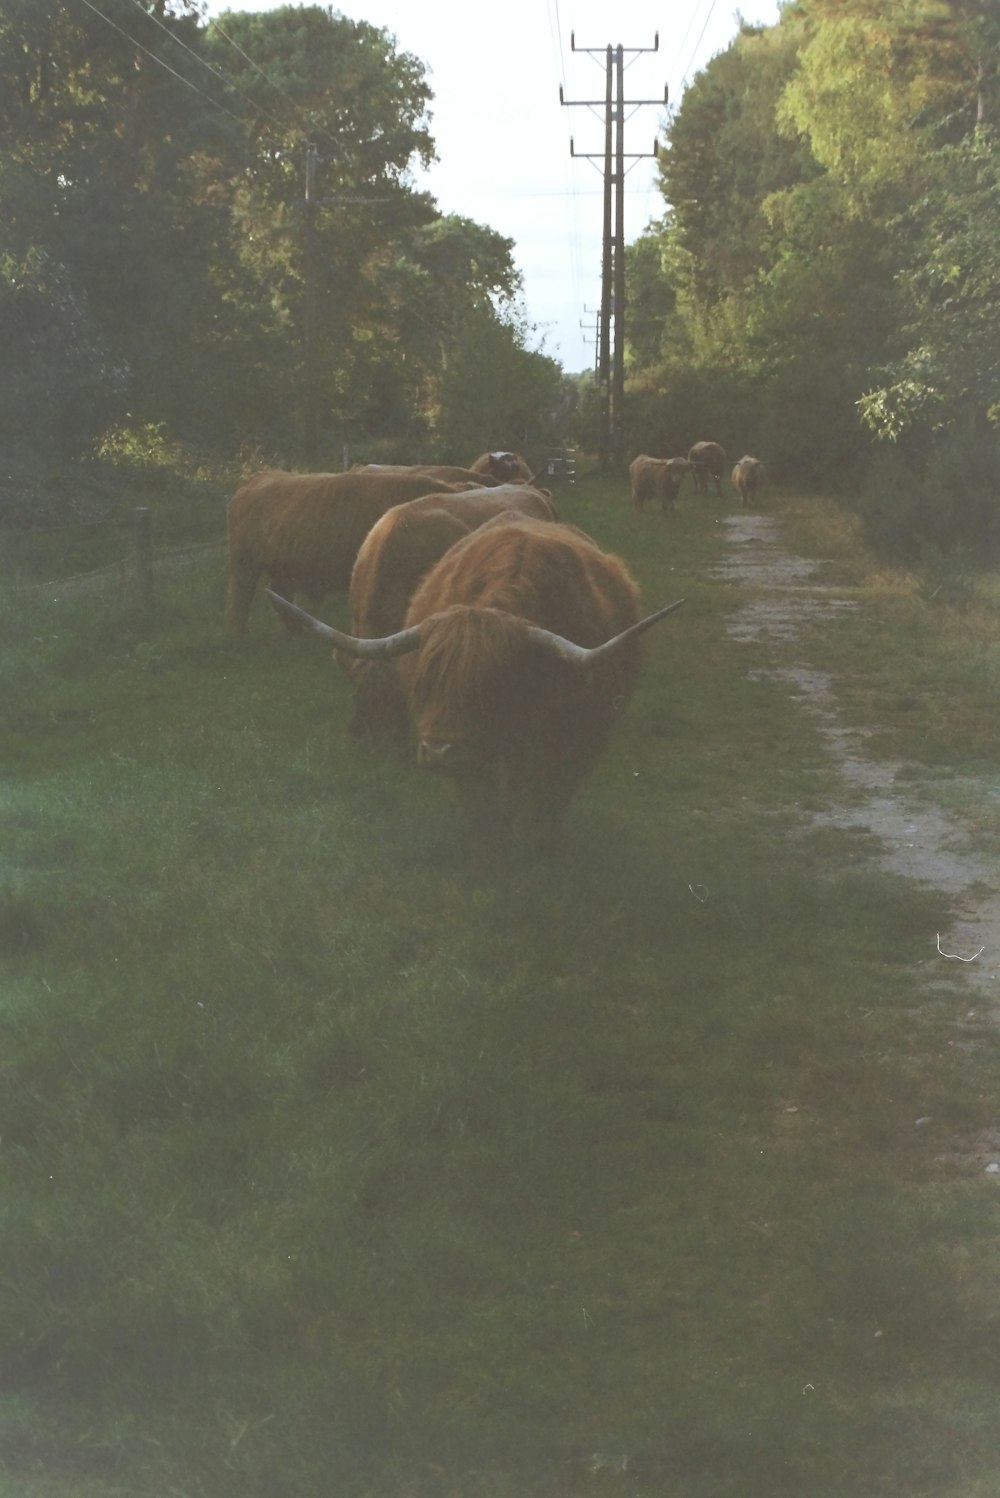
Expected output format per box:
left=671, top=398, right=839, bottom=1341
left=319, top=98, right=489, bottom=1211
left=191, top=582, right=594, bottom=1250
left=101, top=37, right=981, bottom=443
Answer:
left=630, top=442, right=765, bottom=514
left=225, top=444, right=758, bottom=852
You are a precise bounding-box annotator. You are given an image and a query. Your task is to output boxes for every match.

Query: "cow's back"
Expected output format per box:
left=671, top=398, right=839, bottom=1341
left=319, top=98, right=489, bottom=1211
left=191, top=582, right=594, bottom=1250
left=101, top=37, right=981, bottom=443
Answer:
left=350, top=486, right=556, bottom=638
left=406, top=517, right=640, bottom=646
left=225, top=468, right=467, bottom=631
left=399, top=519, right=646, bottom=775
left=228, top=469, right=459, bottom=581
left=688, top=441, right=726, bottom=472
left=353, top=463, right=495, bottom=488
left=469, top=451, right=534, bottom=483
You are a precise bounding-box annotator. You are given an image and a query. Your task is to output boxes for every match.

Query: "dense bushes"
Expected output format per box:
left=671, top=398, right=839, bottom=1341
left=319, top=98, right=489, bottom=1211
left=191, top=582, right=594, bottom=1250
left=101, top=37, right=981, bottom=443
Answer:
left=852, top=433, right=1000, bottom=568
left=621, top=1, right=1000, bottom=555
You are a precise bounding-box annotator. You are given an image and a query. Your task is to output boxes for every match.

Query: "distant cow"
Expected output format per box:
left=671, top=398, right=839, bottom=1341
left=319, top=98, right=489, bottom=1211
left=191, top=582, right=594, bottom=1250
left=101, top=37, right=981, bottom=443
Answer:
left=687, top=441, right=727, bottom=497
left=731, top=456, right=765, bottom=507
left=225, top=468, right=466, bottom=633
left=340, top=484, right=558, bottom=746
left=269, top=517, right=684, bottom=853
left=629, top=454, right=695, bottom=515
left=469, top=451, right=534, bottom=484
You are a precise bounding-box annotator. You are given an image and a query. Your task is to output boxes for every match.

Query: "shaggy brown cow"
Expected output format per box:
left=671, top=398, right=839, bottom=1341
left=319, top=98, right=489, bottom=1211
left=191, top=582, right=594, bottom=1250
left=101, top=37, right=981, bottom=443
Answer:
left=629, top=454, right=695, bottom=515
left=225, top=468, right=465, bottom=633
left=351, top=463, right=499, bottom=488
left=269, top=517, right=683, bottom=852
left=469, top=451, right=534, bottom=483
left=340, top=484, right=558, bottom=745
left=687, top=441, right=727, bottom=497
left=731, top=455, right=765, bottom=507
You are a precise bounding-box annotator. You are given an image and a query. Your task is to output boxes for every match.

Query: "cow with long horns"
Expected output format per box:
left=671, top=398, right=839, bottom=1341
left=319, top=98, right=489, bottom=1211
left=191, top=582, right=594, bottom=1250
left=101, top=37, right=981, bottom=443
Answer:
left=270, top=517, right=683, bottom=852
left=341, top=485, right=558, bottom=746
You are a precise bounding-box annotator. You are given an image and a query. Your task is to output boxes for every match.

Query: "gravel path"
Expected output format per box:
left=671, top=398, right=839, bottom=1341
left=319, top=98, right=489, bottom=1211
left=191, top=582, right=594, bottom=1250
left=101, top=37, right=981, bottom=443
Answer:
left=715, top=511, right=1000, bottom=1000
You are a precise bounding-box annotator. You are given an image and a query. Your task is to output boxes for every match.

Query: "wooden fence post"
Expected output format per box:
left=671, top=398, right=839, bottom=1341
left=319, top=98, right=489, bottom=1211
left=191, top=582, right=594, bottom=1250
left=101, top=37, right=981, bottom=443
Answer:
left=133, top=507, right=154, bottom=621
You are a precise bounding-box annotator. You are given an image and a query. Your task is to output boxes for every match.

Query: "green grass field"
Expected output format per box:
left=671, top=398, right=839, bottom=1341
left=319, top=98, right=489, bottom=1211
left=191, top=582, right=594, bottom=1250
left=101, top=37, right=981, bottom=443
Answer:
left=4, top=475, right=1000, bottom=1497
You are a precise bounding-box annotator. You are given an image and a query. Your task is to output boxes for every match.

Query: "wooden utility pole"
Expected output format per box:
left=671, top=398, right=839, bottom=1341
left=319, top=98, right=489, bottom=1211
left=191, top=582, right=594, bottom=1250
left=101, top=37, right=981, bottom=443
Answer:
left=131, top=507, right=154, bottom=627
left=581, top=306, right=601, bottom=377
left=599, top=47, right=613, bottom=468
left=561, top=38, right=665, bottom=467
left=303, top=141, right=319, bottom=465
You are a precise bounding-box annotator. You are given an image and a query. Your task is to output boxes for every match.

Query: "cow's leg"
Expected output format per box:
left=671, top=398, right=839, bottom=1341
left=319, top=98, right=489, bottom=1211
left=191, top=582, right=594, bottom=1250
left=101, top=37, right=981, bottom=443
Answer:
left=266, top=571, right=305, bottom=632
left=225, top=559, right=258, bottom=634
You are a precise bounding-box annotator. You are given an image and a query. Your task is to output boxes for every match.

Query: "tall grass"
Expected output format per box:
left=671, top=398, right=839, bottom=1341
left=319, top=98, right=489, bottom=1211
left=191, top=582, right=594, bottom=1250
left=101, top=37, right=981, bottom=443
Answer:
left=3, top=483, right=1000, bottom=1496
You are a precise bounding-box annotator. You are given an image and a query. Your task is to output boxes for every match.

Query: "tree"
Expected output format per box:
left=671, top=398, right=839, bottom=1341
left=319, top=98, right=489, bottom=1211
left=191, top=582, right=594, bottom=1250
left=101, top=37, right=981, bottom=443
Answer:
left=0, top=2, right=568, bottom=478
left=656, top=13, right=815, bottom=362
left=858, top=128, right=1000, bottom=442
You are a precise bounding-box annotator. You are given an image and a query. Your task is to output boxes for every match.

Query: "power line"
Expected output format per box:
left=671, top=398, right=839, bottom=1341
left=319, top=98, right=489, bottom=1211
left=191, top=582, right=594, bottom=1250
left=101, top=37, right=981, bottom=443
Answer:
left=76, top=0, right=249, bottom=129
left=120, top=0, right=300, bottom=140
left=548, top=0, right=588, bottom=355
left=82, top=0, right=343, bottom=160
left=679, top=0, right=719, bottom=90
left=562, top=37, right=664, bottom=463
left=672, top=0, right=706, bottom=86
left=206, top=12, right=343, bottom=153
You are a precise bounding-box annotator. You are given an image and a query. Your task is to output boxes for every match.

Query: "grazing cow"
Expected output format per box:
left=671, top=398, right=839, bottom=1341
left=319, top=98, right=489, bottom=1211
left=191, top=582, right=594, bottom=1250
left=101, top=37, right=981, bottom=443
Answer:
left=269, top=517, right=684, bottom=853
left=225, top=468, right=466, bottom=633
left=469, top=451, right=534, bottom=484
left=731, top=456, right=765, bottom=507
left=352, top=463, right=498, bottom=488
left=629, top=454, right=695, bottom=515
left=687, top=441, right=727, bottom=497
left=340, top=484, right=558, bottom=746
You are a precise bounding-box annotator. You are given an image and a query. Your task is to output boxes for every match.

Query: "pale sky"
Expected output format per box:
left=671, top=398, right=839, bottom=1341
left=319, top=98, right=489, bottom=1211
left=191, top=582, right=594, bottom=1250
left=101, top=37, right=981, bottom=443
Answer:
left=200, top=1, right=783, bottom=372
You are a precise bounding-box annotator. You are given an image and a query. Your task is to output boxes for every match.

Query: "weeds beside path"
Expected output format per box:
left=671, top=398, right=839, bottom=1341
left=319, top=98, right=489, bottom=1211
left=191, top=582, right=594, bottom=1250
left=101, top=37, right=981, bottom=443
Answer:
left=715, top=508, right=1000, bottom=1000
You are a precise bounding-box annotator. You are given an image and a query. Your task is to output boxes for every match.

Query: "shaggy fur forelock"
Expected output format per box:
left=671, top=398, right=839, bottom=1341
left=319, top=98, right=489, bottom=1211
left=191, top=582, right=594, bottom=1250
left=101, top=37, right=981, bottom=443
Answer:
left=408, top=607, right=525, bottom=742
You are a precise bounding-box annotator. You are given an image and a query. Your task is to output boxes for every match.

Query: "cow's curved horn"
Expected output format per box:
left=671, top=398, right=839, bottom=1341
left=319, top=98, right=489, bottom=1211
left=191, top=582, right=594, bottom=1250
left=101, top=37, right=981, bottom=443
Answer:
left=522, top=598, right=686, bottom=665
left=265, top=591, right=423, bottom=659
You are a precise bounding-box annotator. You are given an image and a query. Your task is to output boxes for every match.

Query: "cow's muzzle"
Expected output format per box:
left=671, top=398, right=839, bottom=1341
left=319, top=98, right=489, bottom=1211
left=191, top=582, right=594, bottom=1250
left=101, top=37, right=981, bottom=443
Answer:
left=417, top=739, right=455, bottom=772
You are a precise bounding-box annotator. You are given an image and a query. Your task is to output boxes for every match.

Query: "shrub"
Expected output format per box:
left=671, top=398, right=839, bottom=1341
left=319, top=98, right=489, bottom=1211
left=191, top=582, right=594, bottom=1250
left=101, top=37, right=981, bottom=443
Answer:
left=852, top=432, right=1000, bottom=565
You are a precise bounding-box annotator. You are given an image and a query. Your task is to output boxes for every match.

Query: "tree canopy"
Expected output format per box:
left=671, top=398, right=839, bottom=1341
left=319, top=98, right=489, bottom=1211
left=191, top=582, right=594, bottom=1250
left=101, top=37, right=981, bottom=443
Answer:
left=622, top=0, right=1000, bottom=552
left=0, top=1, right=566, bottom=476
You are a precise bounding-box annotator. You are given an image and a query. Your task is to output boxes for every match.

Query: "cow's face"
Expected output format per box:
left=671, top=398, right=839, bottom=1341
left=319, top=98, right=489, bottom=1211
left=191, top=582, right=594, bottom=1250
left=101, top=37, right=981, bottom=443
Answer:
left=405, top=608, right=526, bottom=774
left=488, top=452, right=519, bottom=481
left=412, top=690, right=501, bottom=774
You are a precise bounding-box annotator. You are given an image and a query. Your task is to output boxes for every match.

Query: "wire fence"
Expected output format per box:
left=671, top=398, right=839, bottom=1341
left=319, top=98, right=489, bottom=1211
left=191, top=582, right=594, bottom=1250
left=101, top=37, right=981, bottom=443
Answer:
left=7, top=520, right=225, bottom=598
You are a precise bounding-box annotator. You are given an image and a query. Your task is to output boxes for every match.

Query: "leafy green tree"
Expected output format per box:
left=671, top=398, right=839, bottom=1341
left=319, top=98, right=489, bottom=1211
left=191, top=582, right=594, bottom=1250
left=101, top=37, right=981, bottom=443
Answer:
left=623, top=225, right=686, bottom=373
left=776, top=0, right=1000, bottom=442
left=0, top=1, right=569, bottom=483
left=656, top=13, right=814, bottom=363
left=433, top=303, right=564, bottom=460
left=196, top=5, right=439, bottom=451
left=0, top=0, right=247, bottom=456
left=631, top=0, right=1000, bottom=490
left=858, top=128, right=1000, bottom=442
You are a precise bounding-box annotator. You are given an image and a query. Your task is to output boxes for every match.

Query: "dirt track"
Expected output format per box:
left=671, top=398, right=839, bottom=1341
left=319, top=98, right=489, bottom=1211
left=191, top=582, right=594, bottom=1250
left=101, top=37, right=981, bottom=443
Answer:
left=715, top=511, right=1000, bottom=1001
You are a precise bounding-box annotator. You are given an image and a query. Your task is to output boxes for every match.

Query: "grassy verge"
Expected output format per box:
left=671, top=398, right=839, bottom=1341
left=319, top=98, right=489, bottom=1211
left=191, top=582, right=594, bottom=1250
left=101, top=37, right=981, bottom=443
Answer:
left=3, top=480, right=1000, bottom=1496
